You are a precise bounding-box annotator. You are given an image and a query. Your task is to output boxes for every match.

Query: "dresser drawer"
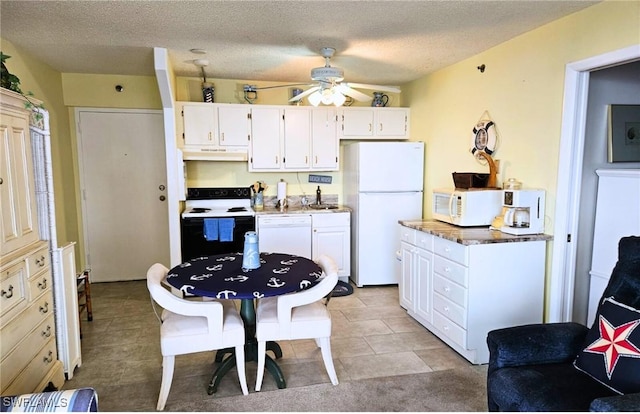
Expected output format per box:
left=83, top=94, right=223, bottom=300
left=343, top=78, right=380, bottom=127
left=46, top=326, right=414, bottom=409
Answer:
left=0, top=262, right=27, bottom=325
left=399, top=226, right=416, bottom=244
left=414, top=231, right=433, bottom=250
left=433, top=292, right=466, bottom=328
left=1, top=337, right=58, bottom=395
left=433, top=255, right=468, bottom=287
left=0, top=291, right=54, bottom=356
left=433, top=310, right=467, bottom=348
left=28, top=270, right=51, bottom=300
left=433, top=237, right=467, bottom=265
left=0, top=315, right=56, bottom=388
left=27, top=246, right=49, bottom=278
left=433, top=274, right=467, bottom=308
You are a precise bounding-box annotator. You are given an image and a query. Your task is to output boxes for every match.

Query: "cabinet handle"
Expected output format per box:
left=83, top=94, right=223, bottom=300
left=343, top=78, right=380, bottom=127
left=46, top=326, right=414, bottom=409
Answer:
left=221, top=132, right=225, bottom=142
left=208, top=132, right=212, bottom=141
left=379, top=123, right=383, bottom=131
left=38, top=278, right=48, bottom=290
left=43, top=351, right=53, bottom=364
left=0, top=177, right=3, bottom=184
left=35, top=255, right=46, bottom=267
left=1, top=285, right=14, bottom=299
left=305, top=156, right=308, bottom=164
left=40, top=302, right=49, bottom=314
left=315, top=156, right=318, bottom=164
left=42, top=325, right=52, bottom=338
left=443, top=306, right=450, bottom=313
left=444, top=266, right=451, bottom=273
left=443, top=286, right=451, bottom=293
left=368, top=123, right=372, bottom=132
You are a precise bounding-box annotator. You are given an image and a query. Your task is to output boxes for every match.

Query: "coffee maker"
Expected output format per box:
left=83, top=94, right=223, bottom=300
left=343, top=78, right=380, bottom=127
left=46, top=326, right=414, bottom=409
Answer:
left=500, top=189, right=545, bottom=235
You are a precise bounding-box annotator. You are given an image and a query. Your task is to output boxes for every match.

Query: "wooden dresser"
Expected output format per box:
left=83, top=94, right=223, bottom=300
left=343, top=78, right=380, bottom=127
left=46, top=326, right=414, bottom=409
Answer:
left=1, top=88, right=64, bottom=394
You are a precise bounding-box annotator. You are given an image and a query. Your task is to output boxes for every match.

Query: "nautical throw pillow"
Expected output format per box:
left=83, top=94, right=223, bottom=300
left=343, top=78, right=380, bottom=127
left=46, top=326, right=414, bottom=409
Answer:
left=574, top=297, right=640, bottom=394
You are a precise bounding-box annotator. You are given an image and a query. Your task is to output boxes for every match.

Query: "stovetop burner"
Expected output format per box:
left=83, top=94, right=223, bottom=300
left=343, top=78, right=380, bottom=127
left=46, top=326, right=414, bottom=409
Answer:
left=227, top=207, right=247, bottom=212
left=190, top=208, right=211, bottom=213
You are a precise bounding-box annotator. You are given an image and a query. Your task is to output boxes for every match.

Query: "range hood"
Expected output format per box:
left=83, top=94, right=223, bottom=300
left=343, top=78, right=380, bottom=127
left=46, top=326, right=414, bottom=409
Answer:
left=181, top=147, right=248, bottom=161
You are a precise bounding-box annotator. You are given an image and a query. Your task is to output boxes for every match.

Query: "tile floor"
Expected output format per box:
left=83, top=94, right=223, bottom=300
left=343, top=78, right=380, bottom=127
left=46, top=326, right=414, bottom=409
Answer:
left=63, top=279, right=485, bottom=411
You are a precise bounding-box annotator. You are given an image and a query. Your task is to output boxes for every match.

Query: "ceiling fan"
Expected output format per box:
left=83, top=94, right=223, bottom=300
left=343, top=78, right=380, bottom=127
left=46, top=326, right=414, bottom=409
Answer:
left=288, top=47, right=401, bottom=106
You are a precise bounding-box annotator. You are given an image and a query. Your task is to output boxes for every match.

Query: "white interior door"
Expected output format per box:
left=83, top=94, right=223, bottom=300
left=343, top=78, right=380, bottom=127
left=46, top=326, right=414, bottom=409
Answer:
left=77, top=109, right=169, bottom=282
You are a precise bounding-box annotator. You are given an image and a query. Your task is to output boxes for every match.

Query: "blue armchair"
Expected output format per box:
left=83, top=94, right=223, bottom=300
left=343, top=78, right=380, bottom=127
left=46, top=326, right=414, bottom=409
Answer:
left=486, top=236, right=640, bottom=411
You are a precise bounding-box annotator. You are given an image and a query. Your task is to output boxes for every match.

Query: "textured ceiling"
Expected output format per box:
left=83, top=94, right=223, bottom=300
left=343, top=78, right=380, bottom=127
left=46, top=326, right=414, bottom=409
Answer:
left=1, top=0, right=599, bottom=87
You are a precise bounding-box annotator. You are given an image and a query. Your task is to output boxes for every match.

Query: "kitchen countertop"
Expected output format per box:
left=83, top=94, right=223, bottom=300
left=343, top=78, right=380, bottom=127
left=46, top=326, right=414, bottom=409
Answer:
left=256, top=205, right=352, bottom=215
left=399, top=219, right=553, bottom=245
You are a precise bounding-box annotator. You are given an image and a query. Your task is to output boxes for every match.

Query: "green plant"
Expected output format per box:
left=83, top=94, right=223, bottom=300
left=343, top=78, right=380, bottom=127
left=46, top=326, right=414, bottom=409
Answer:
left=1, top=52, right=45, bottom=120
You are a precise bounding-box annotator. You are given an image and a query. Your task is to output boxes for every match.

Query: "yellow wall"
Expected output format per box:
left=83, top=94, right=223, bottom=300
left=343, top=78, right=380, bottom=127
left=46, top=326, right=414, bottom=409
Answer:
left=402, top=0, right=640, bottom=315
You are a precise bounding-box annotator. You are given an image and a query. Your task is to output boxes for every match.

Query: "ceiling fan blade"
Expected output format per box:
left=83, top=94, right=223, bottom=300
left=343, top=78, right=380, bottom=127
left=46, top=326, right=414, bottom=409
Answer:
left=336, top=84, right=371, bottom=102
left=343, top=82, right=401, bottom=93
left=288, top=86, right=320, bottom=102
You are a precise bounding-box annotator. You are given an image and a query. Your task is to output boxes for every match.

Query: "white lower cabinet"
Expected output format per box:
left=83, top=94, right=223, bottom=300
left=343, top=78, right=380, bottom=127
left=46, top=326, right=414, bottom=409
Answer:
left=312, top=212, right=351, bottom=281
left=398, top=224, right=546, bottom=364
left=399, top=227, right=433, bottom=325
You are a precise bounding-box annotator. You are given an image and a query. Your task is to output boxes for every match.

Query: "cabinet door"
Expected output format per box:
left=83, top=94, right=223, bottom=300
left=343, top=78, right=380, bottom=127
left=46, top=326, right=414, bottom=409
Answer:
left=312, top=225, right=350, bottom=277
left=311, top=108, right=338, bottom=170
left=399, top=241, right=414, bottom=310
left=376, top=108, right=408, bottom=138
left=340, top=108, right=375, bottom=138
left=217, top=105, right=250, bottom=147
left=250, top=107, right=282, bottom=170
left=0, top=112, right=39, bottom=255
left=414, top=247, right=433, bottom=323
left=182, top=104, right=216, bottom=146
left=283, top=107, right=311, bottom=169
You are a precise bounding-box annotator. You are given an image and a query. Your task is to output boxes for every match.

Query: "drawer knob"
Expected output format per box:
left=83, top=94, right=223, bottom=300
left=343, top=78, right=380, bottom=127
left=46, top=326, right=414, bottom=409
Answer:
left=35, top=255, right=46, bottom=267
left=39, top=302, right=49, bottom=314
left=1, top=285, right=14, bottom=299
left=38, top=279, right=48, bottom=290
left=42, top=325, right=52, bottom=338
left=443, top=325, right=450, bottom=331
left=444, top=306, right=450, bottom=312
left=443, top=286, right=451, bottom=293
left=43, top=351, right=54, bottom=364
left=445, top=266, right=451, bottom=273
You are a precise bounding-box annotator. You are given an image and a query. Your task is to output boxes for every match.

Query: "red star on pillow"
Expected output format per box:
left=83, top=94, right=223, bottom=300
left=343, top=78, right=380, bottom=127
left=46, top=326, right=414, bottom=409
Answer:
left=585, top=315, right=640, bottom=379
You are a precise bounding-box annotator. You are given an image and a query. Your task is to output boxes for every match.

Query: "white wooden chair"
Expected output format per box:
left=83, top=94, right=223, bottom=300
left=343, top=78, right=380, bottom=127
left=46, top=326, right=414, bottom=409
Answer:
left=146, top=263, right=248, bottom=410
left=254, top=255, right=339, bottom=391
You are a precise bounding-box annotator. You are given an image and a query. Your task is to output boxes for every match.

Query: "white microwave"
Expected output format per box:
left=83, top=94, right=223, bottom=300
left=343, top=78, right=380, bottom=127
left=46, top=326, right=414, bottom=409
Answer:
left=432, top=188, right=503, bottom=227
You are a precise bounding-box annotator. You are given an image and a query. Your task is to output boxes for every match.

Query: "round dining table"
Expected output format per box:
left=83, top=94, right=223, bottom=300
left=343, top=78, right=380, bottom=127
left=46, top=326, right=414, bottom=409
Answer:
left=166, top=252, right=323, bottom=394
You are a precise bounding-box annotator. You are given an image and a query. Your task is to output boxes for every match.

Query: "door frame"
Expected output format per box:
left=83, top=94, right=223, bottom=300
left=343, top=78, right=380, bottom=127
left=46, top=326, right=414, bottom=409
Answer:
left=75, top=107, right=166, bottom=279
left=548, top=44, right=640, bottom=322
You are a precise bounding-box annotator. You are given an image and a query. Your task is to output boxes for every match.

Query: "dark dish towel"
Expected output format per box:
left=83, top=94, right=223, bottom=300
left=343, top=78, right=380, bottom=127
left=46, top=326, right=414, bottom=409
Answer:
left=218, top=218, right=235, bottom=242
left=203, top=218, right=218, bottom=241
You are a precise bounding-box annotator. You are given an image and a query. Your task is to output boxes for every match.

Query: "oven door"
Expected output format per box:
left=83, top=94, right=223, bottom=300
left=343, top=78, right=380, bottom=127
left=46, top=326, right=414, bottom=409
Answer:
left=181, top=216, right=255, bottom=261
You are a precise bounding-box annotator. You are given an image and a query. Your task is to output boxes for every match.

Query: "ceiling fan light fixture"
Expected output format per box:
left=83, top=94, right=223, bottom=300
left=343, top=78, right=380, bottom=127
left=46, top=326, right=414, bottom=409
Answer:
left=332, top=90, right=346, bottom=106
left=311, top=66, right=344, bottom=82
left=307, top=91, right=323, bottom=107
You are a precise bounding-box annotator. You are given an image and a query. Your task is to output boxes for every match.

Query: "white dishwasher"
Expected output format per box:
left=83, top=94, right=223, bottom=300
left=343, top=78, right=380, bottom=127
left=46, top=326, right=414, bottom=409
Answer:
left=256, top=214, right=312, bottom=258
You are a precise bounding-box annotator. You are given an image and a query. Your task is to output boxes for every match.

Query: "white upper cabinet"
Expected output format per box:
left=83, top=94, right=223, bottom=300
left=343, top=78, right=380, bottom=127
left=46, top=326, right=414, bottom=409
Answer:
left=177, top=103, right=250, bottom=160
left=311, top=108, right=338, bottom=170
left=217, top=105, right=251, bottom=147
left=249, top=106, right=282, bottom=170
left=283, top=107, right=311, bottom=170
left=249, top=106, right=339, bottom=172
left=338, top=107, right=410, bottom=140
left=180, top=103, right=216, bottom=147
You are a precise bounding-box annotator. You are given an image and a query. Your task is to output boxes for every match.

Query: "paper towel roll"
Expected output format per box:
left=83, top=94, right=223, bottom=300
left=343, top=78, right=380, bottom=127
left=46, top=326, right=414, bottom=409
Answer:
left=277, top=180, right=287, bottom=201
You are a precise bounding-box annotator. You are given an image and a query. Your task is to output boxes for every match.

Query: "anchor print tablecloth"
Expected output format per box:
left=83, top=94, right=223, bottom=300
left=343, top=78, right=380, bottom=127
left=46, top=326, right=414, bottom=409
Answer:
left=166, top=252, right=323, bottom=300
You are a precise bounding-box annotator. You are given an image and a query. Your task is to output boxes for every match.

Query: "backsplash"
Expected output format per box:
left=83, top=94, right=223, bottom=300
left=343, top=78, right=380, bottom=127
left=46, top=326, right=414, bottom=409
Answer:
left=262, top=194, right=339, bottom=209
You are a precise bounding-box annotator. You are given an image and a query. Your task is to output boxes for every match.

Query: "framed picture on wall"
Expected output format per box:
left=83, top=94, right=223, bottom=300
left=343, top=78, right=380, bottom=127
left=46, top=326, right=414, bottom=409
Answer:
left=608, top=104, right=640, bottom=163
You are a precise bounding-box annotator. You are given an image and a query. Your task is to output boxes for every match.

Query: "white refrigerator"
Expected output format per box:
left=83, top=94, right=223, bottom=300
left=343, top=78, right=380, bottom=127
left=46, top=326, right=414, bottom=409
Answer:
left=343, top=141, right=425, bottom=287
